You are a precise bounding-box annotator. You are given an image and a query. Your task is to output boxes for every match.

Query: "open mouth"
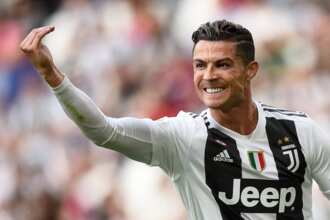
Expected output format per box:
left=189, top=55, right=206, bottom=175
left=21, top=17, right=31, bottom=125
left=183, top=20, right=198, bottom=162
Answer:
left=203, top=87, right=226, bottom=94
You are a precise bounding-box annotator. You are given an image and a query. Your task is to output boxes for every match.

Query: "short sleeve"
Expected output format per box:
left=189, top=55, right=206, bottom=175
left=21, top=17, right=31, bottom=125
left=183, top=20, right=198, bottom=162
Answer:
left=149, top=112, right=195, bottom=180
left=308, top=122, right=330, bottom=199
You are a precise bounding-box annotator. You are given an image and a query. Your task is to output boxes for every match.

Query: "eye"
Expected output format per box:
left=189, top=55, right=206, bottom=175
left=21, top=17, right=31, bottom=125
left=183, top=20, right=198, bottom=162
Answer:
left=195, top=62, right=205, bottom=69
left=215, top=62, right=231, bottom=69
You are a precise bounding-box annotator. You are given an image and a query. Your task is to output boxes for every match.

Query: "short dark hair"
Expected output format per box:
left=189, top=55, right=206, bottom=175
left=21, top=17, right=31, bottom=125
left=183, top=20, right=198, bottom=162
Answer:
left=192, top=20, right=255, bottom=65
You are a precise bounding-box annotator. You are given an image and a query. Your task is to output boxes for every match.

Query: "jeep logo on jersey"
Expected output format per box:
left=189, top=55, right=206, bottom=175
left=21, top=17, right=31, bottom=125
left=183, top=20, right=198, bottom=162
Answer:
left=218, top=179, right=296, bottom=213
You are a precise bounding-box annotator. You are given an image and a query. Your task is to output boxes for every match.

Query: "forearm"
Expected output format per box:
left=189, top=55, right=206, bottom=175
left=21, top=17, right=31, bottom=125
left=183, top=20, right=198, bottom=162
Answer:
left=42, top=64, right=65, bottom=88
left=52, top=77, right=153, bottom=163
left=53, top=77, right=114, bottom=145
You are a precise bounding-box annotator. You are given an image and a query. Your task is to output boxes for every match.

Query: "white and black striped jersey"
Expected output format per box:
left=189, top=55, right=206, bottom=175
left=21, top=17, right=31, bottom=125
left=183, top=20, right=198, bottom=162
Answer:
left=149, top=101, right=330, bottom=220
left=53, top=78, right=330, bottom=220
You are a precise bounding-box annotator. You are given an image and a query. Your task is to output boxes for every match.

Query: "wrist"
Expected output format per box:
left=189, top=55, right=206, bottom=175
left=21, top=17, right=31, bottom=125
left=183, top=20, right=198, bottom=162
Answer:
left=41, top=64, right=65, bottom=88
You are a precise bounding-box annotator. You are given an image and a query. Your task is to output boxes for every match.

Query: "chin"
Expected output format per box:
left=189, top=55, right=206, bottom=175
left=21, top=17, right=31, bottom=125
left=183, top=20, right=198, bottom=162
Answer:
left=204, top=101, right=227, bottom=110
left=204, top=98, right=242, bottom=112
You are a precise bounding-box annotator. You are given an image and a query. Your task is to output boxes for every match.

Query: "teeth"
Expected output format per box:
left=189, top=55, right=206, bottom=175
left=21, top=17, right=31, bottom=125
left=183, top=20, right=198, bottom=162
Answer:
left=205, top=88, right=224, bottom=94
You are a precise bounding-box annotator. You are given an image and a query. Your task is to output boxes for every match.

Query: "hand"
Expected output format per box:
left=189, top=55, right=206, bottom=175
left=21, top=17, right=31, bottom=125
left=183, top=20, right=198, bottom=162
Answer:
left=20, top=26, right=55, bottom=74
left=20, top=26, right=64, bottom=87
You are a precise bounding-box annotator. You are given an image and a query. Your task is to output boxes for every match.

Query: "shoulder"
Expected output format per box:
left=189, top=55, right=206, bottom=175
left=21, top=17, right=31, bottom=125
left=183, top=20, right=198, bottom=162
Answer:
left=260, top=102, right=310, bottom=123
left=259, top=102, right=318, bottom=140
left=259, top=102, right=325, bottom=145
left=157, top=110, right=207, bottom=123
left=180, top=110, right=209, bottom=127
left=152, top=110, right=207, bottom=136
left=159, top=110, right=207, bottom=130
left=149, top=110, right=208, bottom=169
left=258, top=103, right=329, bottom=167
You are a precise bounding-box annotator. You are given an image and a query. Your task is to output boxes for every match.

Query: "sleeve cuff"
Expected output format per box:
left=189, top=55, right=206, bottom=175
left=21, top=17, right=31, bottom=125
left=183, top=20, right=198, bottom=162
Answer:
left=51, top=76, right=72, bottom=94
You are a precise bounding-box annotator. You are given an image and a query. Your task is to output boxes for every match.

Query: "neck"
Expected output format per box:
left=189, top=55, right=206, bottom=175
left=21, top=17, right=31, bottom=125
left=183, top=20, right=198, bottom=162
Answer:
left=210, top=97, right=258, bottom=135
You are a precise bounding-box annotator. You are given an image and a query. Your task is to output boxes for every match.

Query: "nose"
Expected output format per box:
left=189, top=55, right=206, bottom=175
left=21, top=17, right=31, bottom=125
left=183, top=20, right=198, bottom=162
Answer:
left=203, top=66, right=218, bottom=80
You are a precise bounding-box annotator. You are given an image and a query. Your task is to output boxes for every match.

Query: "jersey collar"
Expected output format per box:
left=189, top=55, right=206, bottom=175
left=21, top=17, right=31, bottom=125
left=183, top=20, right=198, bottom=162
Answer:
left=206, top=101, right=266, bottom=141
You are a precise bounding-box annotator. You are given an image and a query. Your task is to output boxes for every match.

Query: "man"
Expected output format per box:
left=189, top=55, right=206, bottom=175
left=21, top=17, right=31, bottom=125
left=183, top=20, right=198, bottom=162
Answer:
left=20, top=20, right=330, bottom=220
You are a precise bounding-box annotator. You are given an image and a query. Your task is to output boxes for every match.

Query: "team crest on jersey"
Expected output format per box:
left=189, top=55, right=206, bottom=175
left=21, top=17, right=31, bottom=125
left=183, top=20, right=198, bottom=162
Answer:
left=248, top=150, right=266, bottom=171
left=281, top=144, right=300, bottom=173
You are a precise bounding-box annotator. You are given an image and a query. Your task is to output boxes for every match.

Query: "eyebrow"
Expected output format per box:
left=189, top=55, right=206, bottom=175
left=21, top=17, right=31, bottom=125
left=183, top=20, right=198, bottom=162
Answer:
left=193, top=57, right=233, bottom=63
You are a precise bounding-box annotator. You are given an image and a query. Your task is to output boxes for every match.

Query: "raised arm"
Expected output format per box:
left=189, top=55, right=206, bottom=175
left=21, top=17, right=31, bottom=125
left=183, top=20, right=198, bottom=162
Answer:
left=19, top=26, right=154, bottom=164
left=20, top=26, right=64, bottom=87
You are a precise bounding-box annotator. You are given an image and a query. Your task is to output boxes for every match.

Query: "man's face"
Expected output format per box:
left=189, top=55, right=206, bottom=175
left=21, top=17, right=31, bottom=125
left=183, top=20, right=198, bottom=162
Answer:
left=193, top=40, right=255, bottom=111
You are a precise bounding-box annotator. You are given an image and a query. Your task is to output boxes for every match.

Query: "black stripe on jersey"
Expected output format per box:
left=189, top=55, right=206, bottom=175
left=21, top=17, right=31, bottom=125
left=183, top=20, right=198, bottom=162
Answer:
left=202, top=115, right=210, bottom=128
left=265, top=117, right=307, bottom=220
left=260, top=103, right=297, bottom=111
left=203, top=117, right=244, bottom=220
left=188, top=111, right=208, bottom=119
left=188, top=112, right=199, bottom=118
left=261, top=104, right=307, bottom=117
left=263, top=108, right=307, bottom=118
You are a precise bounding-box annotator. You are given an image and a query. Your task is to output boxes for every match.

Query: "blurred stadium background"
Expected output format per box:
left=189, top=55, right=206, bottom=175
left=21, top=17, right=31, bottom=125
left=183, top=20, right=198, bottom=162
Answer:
left=0, top=0, right=330, bottom=219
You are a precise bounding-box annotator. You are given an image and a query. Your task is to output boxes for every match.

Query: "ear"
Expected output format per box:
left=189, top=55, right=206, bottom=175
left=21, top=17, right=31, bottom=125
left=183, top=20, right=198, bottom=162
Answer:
left=245, top=61, right=259, bottom=81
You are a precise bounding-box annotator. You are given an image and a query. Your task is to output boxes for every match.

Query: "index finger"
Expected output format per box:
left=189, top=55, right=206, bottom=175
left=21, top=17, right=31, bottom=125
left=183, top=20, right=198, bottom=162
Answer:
left=30, top=26, right=55, bottom=48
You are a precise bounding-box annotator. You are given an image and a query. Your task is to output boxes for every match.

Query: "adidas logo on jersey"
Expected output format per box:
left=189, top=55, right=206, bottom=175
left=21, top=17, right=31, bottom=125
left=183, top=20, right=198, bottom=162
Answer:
left=213, top=149, right=233, bottom=163
left=218, top=179, right=296, bottom=213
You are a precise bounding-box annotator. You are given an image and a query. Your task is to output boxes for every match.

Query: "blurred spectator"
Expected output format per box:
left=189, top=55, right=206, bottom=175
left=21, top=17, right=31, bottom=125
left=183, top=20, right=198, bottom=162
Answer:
left=0, top=0, right=330, bottom=219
